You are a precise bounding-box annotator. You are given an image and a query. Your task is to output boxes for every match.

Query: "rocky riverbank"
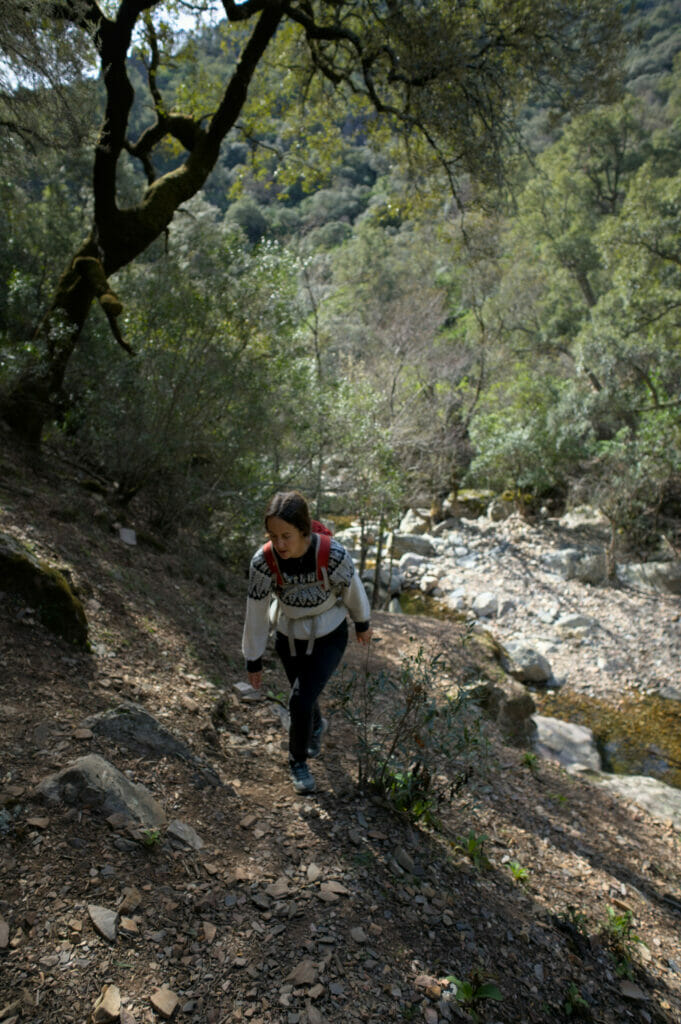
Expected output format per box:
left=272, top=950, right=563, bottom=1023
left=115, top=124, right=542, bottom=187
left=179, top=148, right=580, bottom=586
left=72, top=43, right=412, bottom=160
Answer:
left=336, top=505, right=681, bottom=816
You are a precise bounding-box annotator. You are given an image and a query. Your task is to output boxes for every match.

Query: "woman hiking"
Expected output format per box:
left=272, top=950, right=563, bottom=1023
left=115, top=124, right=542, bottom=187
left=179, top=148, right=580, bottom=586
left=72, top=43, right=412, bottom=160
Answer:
left=242, top=490, right=372, bottom=794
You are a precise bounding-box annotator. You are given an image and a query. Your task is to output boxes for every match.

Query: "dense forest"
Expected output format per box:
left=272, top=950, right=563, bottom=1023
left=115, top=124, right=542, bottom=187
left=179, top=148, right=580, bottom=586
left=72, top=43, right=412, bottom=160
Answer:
left=1, top=0, right=681, bottom=562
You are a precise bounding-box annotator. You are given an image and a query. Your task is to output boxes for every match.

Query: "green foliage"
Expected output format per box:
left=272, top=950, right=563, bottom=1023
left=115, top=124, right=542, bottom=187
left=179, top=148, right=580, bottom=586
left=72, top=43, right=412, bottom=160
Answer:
left=61, top=198, right=309, bottom=535
left=506, top=859, right=529, bottom=884
left=563, top=982, right=592, bottom=1020
left=339, top=649, right=485, bottom=825
left=522, top=751, right=539, bottom=773
left=600, top=905, right=645, bottom=979
left=445, top=971, right=503, bottom=1021
left=453, top=830, right=491, bottom=872
left=560, top=905, right=590, bottom=939
left=466, top=373, right=590, bottom=498
left=140, top=827, right=162, bottom=848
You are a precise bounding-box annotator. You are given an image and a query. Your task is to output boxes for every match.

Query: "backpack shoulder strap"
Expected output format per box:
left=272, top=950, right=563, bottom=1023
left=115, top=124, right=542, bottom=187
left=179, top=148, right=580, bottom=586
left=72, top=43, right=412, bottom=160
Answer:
left=315, top=532, right=332, bottom=588
left=262, top=540, right=284, bottom=589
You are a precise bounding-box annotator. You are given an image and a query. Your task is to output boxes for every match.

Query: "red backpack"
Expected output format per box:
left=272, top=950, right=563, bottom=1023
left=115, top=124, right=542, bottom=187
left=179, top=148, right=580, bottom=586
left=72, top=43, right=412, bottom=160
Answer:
left=262, top=520, right=333, bottom=591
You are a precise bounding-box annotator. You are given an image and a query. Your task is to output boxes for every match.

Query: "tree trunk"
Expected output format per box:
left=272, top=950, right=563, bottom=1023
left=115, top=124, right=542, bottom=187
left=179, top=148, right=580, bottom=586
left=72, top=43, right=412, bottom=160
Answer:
left=1, top=1, right=285, bottom=445
left=2, top=238, right=100, bottom=443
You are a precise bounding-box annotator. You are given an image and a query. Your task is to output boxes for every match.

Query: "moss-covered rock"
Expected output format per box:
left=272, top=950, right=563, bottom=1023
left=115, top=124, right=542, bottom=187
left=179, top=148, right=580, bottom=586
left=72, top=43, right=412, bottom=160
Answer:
left=451, top=489, right=494, bottom=519
left=0, top=530, right=88, bottom=647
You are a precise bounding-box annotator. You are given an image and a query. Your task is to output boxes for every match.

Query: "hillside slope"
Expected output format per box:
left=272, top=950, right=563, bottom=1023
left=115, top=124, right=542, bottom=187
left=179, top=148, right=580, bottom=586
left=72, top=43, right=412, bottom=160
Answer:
left=1, top=435, right=680, bottom=1024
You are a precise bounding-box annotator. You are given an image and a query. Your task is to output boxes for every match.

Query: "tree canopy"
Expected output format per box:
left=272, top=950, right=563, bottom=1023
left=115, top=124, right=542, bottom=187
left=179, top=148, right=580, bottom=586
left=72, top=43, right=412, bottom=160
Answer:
left=0, top=0, right=625, bottom=442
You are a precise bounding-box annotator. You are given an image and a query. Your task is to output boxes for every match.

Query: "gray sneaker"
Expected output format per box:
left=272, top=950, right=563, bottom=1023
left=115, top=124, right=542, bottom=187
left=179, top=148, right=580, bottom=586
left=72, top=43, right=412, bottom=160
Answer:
left=307, top=717, right=328, bottom=759
left=289, top=760, right=316, bottom=794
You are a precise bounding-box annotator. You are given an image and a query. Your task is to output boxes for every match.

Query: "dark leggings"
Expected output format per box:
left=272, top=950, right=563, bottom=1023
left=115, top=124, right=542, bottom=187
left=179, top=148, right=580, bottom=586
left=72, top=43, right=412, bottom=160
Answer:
left=275, top=619, right=348, bottom=763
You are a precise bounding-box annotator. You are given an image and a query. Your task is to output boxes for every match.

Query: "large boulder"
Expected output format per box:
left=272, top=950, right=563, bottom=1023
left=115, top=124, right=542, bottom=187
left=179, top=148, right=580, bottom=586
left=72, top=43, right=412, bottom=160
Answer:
left=398, top=509, right=432, bottom=535
left=465, top=676, right=537, bottom=747
left=580, top=771, right=681, bottom=832
left=35, top=754, right=166, bottom=827
left=534, top=715, right=601, bottom=770
left=0, top=530, right=88, bottom=646
left=386, top=533, right=437, bottom=559
left=502, top=640, right=553, bottom=684
left=451, top=489, right=494, bottom=519
left=616, top=561, right=681, bottom=596
left=82, top=702, right=220, bottom=785
left=541, top=546, right=607, bottom=585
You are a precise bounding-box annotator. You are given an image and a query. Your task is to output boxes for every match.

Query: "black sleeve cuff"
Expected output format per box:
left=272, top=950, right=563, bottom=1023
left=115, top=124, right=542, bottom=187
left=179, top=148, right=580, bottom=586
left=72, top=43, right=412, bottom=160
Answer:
left=246, top=657, right=263, bottom=673
left=354, top=620, right=370, bottom=634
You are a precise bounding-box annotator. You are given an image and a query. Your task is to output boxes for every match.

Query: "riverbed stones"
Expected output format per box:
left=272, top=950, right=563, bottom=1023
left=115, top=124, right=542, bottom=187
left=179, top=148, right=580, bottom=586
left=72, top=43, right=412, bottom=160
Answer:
left=471, top=592, right=499, bottom=618
left=398, top=509, right=431, bottom=535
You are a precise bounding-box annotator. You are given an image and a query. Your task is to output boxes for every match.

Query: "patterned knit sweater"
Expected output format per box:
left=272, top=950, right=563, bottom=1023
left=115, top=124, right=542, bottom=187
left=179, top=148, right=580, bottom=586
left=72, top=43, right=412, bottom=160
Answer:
left=242, top=535, right=371, bottom=672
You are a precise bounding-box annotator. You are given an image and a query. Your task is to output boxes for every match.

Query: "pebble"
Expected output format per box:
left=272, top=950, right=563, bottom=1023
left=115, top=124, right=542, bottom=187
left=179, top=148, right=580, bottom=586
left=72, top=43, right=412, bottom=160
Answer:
left=87, top=905, right=118, bottom=942
left=92, top=984, right=121, bottom=1023
left=150, top=987, right=180, bottom=1018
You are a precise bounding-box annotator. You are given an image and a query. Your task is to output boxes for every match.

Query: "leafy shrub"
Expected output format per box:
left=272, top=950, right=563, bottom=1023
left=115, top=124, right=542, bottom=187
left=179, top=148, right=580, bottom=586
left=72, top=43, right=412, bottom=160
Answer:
left=600, top=905, right=645, bottom=979
left=339, top=648, right=486, bottom=825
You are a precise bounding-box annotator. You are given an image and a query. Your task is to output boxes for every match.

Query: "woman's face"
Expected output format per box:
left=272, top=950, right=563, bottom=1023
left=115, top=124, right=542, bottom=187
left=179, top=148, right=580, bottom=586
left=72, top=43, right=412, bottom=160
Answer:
left=266, top=516, right=310, bottom=559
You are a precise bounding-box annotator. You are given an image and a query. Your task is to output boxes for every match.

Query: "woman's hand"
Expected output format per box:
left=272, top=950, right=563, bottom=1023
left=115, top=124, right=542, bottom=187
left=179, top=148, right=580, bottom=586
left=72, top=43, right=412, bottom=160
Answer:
left=356, top=628, right=373, bottom=645
left=248, top=671, right=263, bottom=690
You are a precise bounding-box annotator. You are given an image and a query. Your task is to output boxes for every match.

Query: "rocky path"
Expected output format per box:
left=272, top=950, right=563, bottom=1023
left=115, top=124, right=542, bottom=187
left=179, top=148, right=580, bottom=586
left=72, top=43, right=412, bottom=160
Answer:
left=1, top=441, right=681, bottom=1024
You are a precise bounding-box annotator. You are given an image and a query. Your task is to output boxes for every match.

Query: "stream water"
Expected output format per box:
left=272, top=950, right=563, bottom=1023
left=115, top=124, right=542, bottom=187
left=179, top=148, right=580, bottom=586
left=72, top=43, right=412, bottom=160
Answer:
left=400, top=593, right=681, bottom=790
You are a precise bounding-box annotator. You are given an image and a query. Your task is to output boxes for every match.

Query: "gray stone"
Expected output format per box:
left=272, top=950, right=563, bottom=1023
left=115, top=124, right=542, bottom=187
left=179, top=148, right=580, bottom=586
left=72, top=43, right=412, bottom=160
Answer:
left=166, top=819, right=204, bottom=850
left=541, top=547, right=607, bottom=584
left=534, top=715, right=601, bottom=770
left=88, top=905, right=119, bottom=942
left=466, top=678, right=536, bottom=747
left=443, top=590, right=466, bottom=612
left=92, top=984, right=121, bottom=1023
left=233, top=681, right=264, bottom=702
left=616, top=561, right=681, bottom=596
left=430, top=517, right=460, bottom=537
left=36, top=754, right=166, bottom=827
left=82, top=702, right=192, bottom=760
left=387, top=533, right=437, bottom=559
left=81, top=703, right=221, bottom=784
left=503, top=640, right=553, bottom=683
left=555, top=613, right=598, bottom=634
left=150, top=988, right=179, bottom=1019
left=394, top=846, right=415, bottom=873
left=487, top=497, right=515, bottom=522
left=398, top=509, right=432, bottom=535
left=471, top=592, right=499, bottom=618
left=398, top=552, right=429, bottom=572
left=588, top=772, right=681, bottom=831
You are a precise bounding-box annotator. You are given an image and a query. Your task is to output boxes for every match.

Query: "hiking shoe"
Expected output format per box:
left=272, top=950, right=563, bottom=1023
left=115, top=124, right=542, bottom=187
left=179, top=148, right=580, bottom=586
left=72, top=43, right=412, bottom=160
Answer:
left=307, top=717, right=328, bottom=759
left=289, top=760, right=316, bottom=794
